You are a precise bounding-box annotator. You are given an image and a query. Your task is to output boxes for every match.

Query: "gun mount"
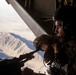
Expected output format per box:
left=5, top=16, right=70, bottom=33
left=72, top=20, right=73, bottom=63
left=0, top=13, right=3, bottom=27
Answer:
left=0, top=49, right=41, bottom=75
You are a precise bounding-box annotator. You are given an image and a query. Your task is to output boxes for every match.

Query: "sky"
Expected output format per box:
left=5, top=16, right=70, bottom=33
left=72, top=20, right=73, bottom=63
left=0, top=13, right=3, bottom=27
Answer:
left=0, top=0, right=48, bottom=74
left=0, top=0, right=36, bottom=41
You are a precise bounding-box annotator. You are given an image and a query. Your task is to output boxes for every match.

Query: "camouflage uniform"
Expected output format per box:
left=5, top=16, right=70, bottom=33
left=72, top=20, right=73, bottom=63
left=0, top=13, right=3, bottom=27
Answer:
left=52, top=5, right=76, bottom=75
left=66, top=42, right=76, bottom=75
left=44, top=37, right=76, bottom=75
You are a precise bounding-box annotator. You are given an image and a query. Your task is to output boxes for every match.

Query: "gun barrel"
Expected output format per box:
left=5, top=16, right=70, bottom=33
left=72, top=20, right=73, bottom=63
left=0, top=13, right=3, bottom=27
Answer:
left=19, top=49, right=40, bottom=62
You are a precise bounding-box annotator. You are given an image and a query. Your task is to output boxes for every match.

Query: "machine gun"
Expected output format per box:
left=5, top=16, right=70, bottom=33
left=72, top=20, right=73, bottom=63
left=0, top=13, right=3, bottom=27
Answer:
left=18, top=49, right=40, bottom=64
left=0, top=49, right=40, bottom=75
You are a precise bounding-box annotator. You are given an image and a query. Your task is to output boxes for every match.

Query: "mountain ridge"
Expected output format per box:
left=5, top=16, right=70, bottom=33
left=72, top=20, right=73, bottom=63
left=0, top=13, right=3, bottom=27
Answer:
left=0, top=32, right=47, bottom=74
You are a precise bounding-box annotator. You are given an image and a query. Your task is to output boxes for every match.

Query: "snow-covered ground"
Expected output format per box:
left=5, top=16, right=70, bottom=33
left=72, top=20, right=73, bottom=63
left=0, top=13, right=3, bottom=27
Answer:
left=0, top=0, right=48, bottom=74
